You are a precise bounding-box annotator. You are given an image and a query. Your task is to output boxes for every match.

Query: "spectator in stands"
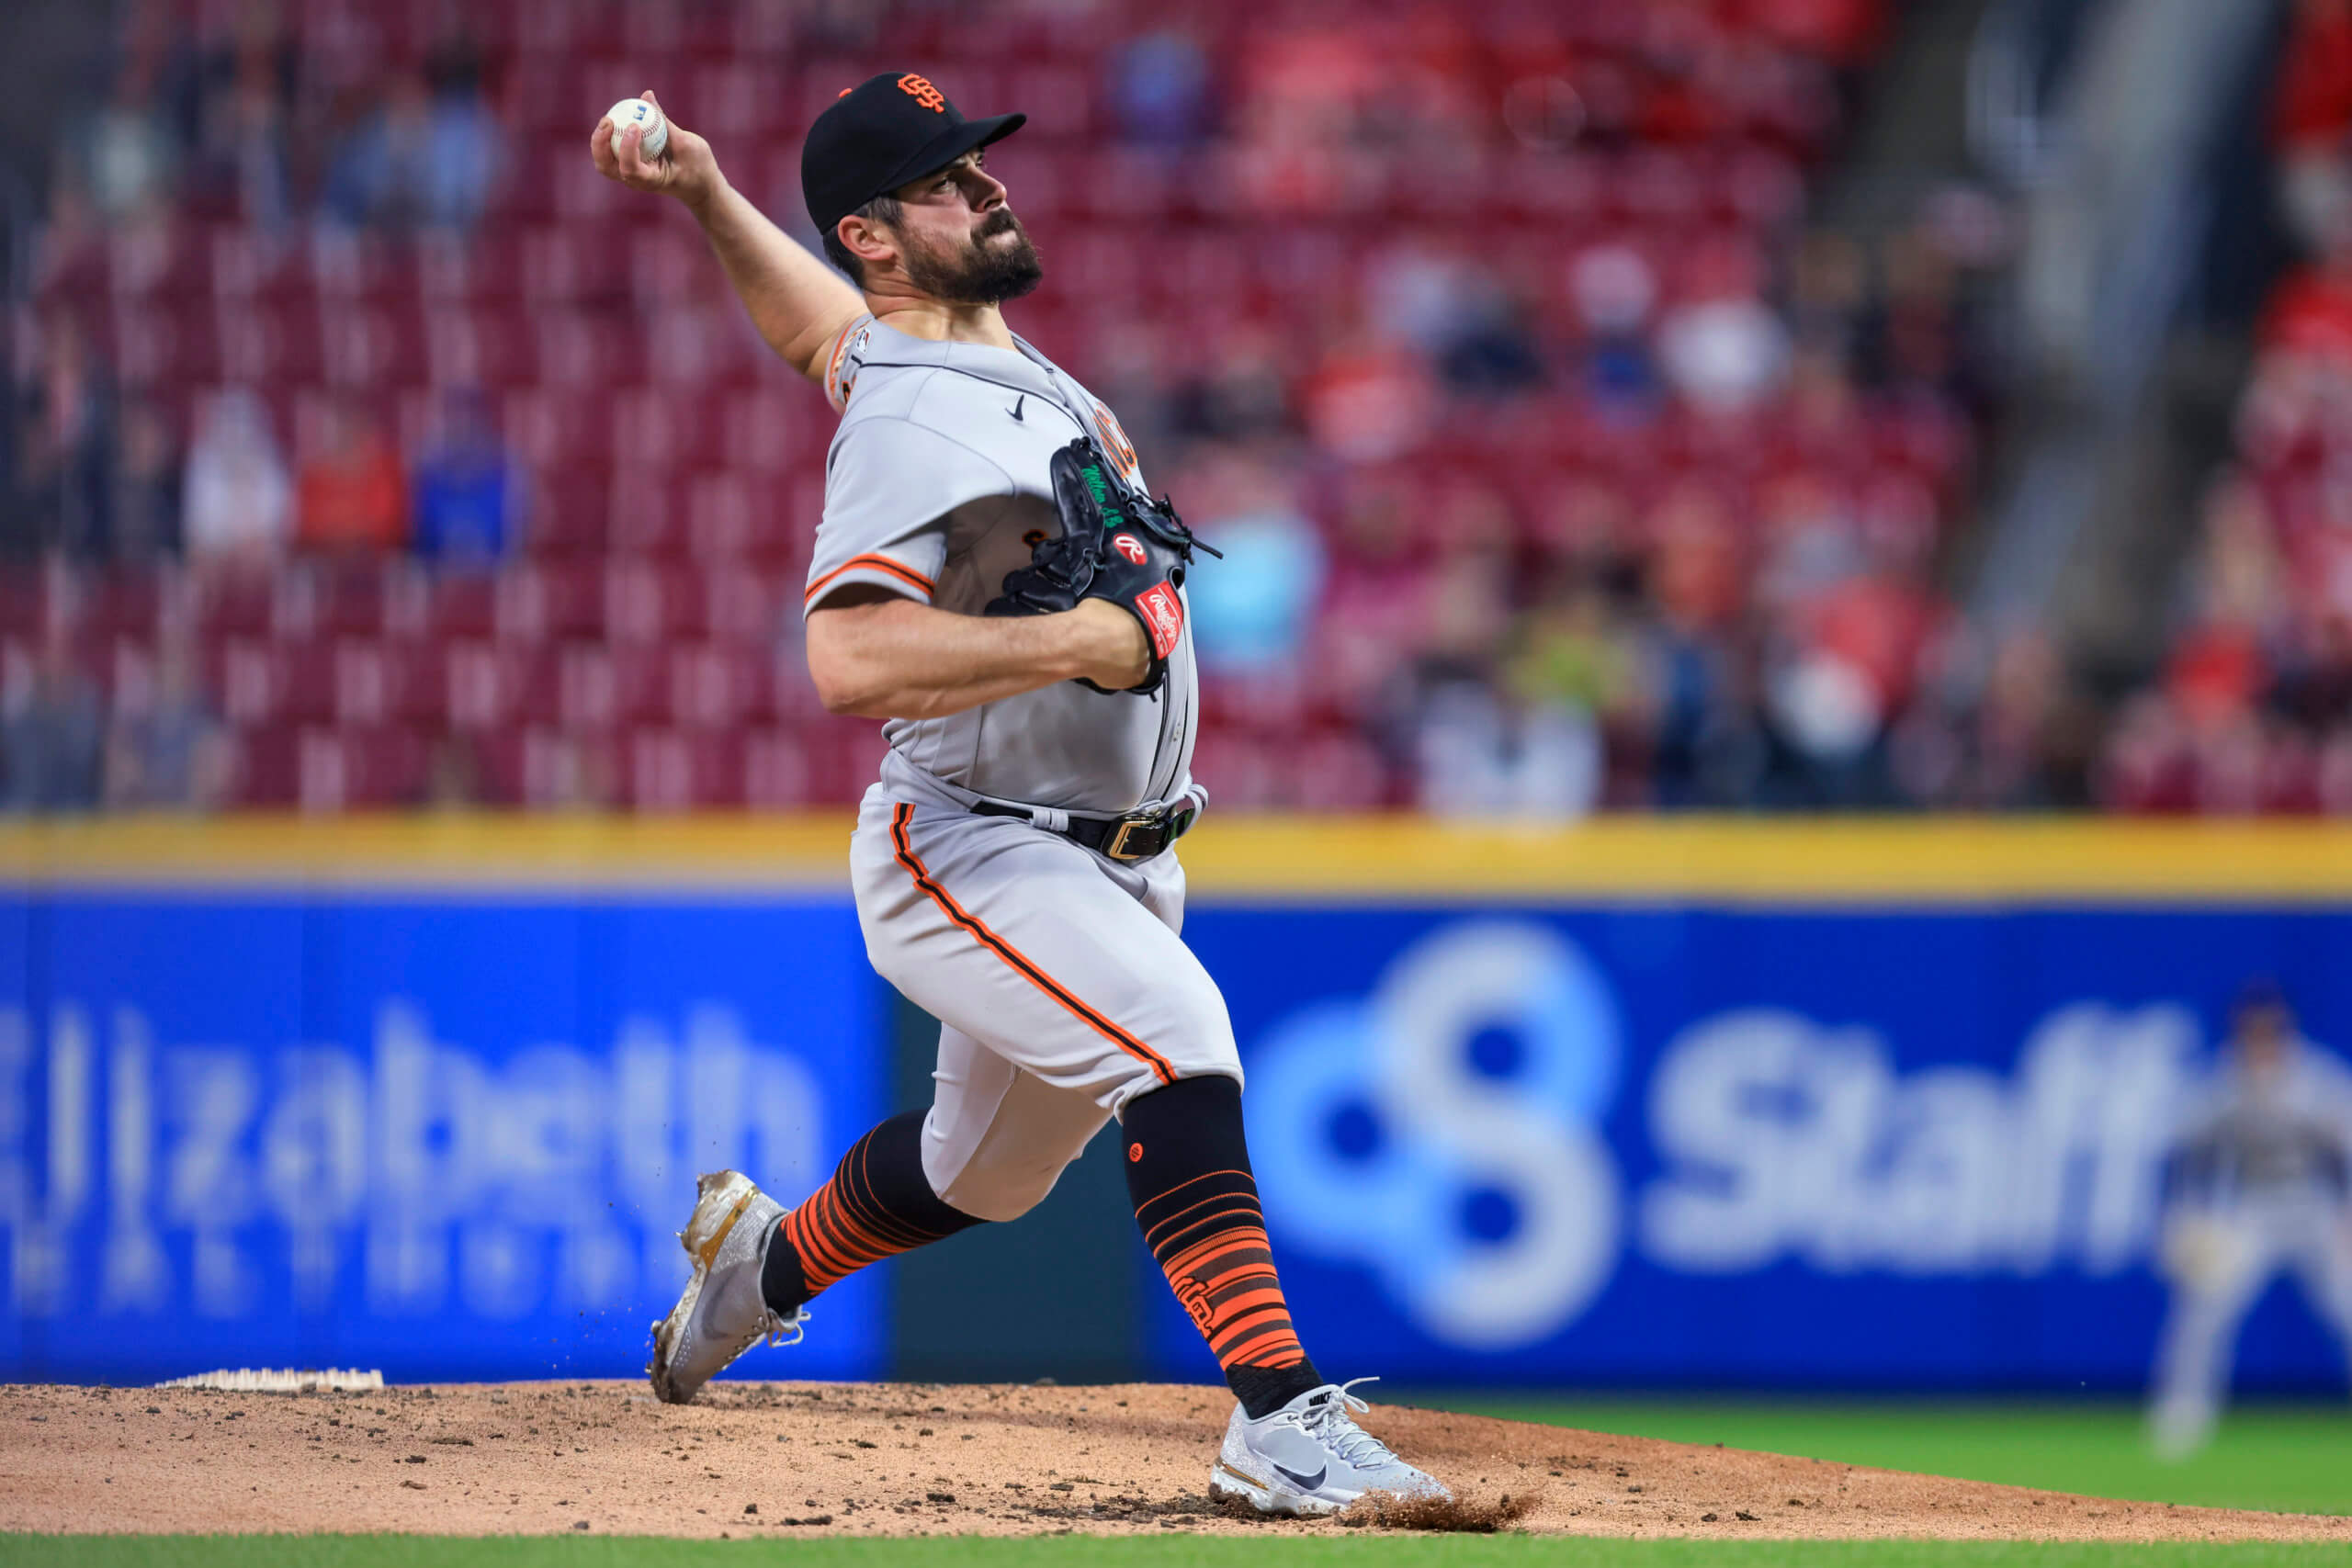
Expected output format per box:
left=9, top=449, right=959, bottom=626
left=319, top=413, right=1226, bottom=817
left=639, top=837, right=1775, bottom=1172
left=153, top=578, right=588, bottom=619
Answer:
left=295, top=398, right=407, bottom=554
left=1300, top=315, right=1436, bottom=463
left=1657, top=239, right=1791, bottom=416
left=110, top=395, right=181, bottom=560
left=1112, top=29, right=1214, bottom=150
left=411, top=389, right=522, bottom=566
left=322, top=46, right=501, bottom=232
left=1395, top=487, right=1605, bottom=818
left=2, top=634, right=105, bottom=812
left=1569, top=243, right=1665, bottom=420
left=1167, top=324, right=1294, bottom=445
left=104, top=638, right=228, bottom=810
left=183, top=389, right=290, bottom=565
left=1316, top=471, right=1430, bottom=728
left=76, top=48, right=182, bottom=222
left=1182, top=452, right=1326, bottom=675
left=190, top=23, right=292, bottom=229
left=1367, top=243, right=1541, bottom=398
left=2274, top=0, right=2352, bottom=258
left=1640, top=482, right=1766, bottom=807
left=11, top=310, right=116, bottom=558
left=1505, top=578, right=1644, bottom=808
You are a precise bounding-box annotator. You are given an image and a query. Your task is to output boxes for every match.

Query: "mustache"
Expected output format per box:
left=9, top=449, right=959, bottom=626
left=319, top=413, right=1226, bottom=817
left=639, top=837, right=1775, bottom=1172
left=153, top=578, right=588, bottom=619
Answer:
left=976, top=209, right=1023, bottom=240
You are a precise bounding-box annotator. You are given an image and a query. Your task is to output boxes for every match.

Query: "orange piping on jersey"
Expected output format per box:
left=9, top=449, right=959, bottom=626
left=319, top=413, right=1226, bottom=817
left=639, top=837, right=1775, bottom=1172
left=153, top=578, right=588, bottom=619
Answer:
left=804, top=554, right=936, bottom=604
left=824, top=318, right=868, bottom=410
left=890, top=804, right=1177, bottom=1087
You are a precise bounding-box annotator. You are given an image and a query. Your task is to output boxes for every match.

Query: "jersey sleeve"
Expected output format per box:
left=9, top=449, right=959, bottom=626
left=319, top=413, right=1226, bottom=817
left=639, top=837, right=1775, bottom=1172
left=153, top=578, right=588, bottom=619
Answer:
left=803, top=416, right=1012, bottom=615
left=821, top=315, right=874, bottom=414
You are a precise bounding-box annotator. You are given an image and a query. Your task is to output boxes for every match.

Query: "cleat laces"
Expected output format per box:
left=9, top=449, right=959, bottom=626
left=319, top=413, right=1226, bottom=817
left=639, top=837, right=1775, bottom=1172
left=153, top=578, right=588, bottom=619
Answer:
left=1295, top=1377, right=1396, bottom=1469
left=754, top=1305, right=810, bottom=1352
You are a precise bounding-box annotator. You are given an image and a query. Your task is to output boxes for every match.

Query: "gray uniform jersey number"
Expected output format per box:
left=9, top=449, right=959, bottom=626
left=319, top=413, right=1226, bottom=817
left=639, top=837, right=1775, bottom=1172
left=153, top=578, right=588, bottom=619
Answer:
left=804, top=316, right=1198, bottom=816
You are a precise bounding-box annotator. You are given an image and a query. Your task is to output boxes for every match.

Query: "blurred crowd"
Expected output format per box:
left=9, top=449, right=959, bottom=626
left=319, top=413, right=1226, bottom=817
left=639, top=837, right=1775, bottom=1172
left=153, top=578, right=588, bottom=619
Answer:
left=0, top=0, right=2104, bottom=815
left=2103, top=0, right=2352, bottom=814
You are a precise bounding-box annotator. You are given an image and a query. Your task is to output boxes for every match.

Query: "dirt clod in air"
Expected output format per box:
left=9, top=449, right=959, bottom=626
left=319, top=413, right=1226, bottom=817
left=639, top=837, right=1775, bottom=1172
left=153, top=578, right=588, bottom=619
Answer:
left=1339, top=1489, right=1537, bottom=1533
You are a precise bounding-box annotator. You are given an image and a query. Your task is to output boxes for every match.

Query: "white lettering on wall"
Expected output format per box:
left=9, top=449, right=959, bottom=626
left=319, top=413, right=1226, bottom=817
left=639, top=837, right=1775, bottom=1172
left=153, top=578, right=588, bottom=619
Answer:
left=0, top=998, right=831, bottom=1320
left=1640, top=1002, right=2197, bottom=1276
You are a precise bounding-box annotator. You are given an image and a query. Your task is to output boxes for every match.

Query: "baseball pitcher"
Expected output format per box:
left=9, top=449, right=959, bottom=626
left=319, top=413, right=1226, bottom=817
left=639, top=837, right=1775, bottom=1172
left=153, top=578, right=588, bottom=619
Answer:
left=590, top=74, right=1447, bottom=1514
left=2147, top=982, right=2352, bottom=1457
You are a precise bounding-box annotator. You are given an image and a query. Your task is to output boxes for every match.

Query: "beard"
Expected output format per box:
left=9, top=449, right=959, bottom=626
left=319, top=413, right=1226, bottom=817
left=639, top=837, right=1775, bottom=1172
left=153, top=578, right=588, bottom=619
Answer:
left=899, top=208, right=1045, bottom=305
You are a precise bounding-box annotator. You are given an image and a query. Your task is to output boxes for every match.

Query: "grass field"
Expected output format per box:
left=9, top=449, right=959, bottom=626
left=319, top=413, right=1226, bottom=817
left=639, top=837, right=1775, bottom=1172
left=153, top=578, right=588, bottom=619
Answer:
left=1437, top=1398, right=2352, bottom=1518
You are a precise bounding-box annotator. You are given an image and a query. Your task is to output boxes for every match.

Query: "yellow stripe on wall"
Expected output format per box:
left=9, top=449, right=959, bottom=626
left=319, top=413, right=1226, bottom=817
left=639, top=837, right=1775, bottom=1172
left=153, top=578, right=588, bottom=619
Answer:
left=0, top=813, right=2349, bottom=902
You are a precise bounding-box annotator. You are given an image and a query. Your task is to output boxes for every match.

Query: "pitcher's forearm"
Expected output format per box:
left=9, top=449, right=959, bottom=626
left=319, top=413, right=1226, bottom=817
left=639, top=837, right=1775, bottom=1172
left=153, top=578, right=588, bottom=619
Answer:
left=808, top=598, right=1146, bottom=720
left=685, top=177, right=866, bottom=383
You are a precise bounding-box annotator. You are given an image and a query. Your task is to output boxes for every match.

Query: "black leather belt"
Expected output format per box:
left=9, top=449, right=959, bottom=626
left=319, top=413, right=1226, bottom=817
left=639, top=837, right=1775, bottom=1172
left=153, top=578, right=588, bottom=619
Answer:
left=971, top=797, right=1199, bottom=863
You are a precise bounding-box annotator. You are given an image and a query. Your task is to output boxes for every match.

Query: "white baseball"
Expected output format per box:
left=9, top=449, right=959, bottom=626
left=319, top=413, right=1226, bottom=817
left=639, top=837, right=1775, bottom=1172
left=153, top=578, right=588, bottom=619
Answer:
left=605, top=97, right=668, bottom=160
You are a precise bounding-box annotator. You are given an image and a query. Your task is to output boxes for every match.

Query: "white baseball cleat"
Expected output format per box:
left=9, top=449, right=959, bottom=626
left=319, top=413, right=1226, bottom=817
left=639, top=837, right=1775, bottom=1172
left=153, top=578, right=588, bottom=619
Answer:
left=648, top=1169, right=808, bottom=1404
left=1208, top=1378, right=1451, bottom=1516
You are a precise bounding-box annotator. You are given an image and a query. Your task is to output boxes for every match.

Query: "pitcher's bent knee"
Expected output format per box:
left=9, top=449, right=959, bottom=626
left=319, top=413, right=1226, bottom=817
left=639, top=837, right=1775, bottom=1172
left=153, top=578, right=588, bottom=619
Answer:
left=935, top=1151, right=1079, bottom=1224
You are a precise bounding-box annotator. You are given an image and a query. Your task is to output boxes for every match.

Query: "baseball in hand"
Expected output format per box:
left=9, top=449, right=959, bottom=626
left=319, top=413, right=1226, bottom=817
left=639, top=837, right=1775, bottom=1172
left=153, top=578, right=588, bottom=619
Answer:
left=604, top=97, right=668, bottom=160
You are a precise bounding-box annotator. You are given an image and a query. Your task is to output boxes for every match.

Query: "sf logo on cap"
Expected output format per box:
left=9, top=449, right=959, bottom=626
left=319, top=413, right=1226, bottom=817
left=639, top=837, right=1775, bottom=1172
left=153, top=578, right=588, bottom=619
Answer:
left=899, top=73, right=945, bottom=112
left=1112, top=534, right=1148, bottom=565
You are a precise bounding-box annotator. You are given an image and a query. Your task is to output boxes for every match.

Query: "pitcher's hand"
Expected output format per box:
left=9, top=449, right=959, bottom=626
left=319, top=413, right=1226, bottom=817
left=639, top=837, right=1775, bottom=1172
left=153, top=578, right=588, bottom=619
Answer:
left=590, top=91, right=721, bottom=210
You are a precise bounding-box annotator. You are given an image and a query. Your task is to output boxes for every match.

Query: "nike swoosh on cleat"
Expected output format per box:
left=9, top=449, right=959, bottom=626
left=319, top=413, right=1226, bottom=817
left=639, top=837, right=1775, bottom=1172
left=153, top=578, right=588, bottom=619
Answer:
left=1272, top=1461, right=1327, bottom=1491
left=1007, top=395, right=1025, bottom=422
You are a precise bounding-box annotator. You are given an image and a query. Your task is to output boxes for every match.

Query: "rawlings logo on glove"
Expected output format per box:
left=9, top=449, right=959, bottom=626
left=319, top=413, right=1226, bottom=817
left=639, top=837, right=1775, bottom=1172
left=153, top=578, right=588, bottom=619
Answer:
left=984, top=437, right=1216, bottom=694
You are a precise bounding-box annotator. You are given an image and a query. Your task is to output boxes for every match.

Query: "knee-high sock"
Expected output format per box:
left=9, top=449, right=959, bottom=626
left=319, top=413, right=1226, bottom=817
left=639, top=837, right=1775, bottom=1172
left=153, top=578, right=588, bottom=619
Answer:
left=761, top=1109, right=984, bottom=1314
left=1124, top=1074, right=1324, bottom=1418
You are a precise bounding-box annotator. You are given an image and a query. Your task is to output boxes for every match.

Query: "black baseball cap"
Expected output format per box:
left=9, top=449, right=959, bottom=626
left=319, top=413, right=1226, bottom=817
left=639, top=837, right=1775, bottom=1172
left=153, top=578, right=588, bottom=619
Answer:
left=802, top=72, right=1025, bottom=239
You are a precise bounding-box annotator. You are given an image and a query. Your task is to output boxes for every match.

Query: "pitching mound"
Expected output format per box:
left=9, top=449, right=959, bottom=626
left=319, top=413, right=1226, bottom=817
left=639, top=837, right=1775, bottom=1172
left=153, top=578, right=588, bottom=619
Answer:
left=2, top=1380, right=2345, bottom=1541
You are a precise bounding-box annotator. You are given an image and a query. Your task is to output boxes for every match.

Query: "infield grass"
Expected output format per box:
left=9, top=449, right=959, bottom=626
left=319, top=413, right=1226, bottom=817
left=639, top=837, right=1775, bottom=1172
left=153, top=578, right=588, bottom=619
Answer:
left=6, top=1543, right=2352, bottom=1568
left=1434, top=1399, right=2352, bottom=1518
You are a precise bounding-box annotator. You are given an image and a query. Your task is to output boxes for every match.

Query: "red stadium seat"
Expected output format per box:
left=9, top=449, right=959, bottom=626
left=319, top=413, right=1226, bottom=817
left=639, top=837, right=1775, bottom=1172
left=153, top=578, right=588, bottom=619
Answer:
left=425, top=309, right=537, bottom=388
left=334, top=640, right=447, bottom=727
left=503, top=389, right=605, bottom=472
left=300, top=726, right=429, bottom=811
left=607, top=467, right=691, bottom=558
left=429, top=573, right=500, bottom=640
left=417, top=231, right=523, bottom=306
left=704, top=567, right=784, bottom=646
left=667, top=641, right=772, bottom=729
left=231, top=725, right=300, bottom=807
left=107, top=220, right=212, bottom=300
left=498, top=563, right=605, bottom=641
left=446, top=640, right=559, bottom=731
left=557, top=643, right=667, bottom=729
left=742, top=726, right=818, bottom=808
left=220, top=638, right=334, bottom=726
left=624, top=728, right=745, bottom=810
left=605, top=558, right=709, bottom=643
left=532, top=310, right=645, bottom=385
left=518, top=225, right=631, bottom=309
left=526, top=470, right=614, bottom=559
left=111, top=301, right=221, bottom=389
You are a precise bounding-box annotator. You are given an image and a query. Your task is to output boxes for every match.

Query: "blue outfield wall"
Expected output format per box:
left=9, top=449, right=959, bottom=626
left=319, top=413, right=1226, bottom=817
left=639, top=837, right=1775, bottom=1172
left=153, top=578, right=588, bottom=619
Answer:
left=1, top=818, right=2349, bottom=1393
left=0, top=889, right=887, bottom=1385
left=1159, top=903, right=2352, bottom=1394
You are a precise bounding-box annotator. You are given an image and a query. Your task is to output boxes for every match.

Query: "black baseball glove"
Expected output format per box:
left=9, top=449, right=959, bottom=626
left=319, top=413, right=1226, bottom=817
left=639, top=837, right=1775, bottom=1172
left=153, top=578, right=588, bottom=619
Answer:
left=985, top=437, right=1216, bottom=694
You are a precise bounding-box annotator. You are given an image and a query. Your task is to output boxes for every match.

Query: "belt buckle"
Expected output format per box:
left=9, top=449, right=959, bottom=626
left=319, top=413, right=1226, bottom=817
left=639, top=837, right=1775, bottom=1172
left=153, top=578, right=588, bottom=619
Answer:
left=1102, top=809, right=1166, bottom=863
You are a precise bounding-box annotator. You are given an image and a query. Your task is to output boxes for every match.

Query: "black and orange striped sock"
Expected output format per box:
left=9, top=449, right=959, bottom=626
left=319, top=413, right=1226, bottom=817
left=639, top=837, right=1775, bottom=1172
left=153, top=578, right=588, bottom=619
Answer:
left=1124, top=1074, right=1325, bottom=1419
left=759, top=1110, right=983, bottom=1314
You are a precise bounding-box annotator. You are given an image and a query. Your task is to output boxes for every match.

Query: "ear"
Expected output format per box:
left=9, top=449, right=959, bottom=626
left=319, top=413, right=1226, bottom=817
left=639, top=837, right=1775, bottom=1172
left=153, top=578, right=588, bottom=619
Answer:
left=837, top=212, right=899, bottom=275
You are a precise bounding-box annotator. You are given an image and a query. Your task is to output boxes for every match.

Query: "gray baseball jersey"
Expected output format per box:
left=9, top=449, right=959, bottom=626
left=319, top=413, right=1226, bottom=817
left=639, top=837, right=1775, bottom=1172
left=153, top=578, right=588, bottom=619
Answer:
left=805, top=313, right=1198, bottom=816
left=2169, top=1045, right=2352, bottom=1202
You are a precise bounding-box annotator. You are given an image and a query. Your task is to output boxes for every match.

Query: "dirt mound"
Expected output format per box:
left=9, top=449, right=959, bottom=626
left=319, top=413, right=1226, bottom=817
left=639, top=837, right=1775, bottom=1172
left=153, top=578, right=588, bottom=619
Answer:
left=2, top=1380, right=2345, bottom=1540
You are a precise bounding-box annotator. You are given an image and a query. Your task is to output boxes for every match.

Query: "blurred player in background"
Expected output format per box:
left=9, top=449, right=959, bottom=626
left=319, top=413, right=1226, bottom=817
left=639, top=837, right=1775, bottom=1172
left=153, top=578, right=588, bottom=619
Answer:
left=2148, top=981, right=2352, bottom=1458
